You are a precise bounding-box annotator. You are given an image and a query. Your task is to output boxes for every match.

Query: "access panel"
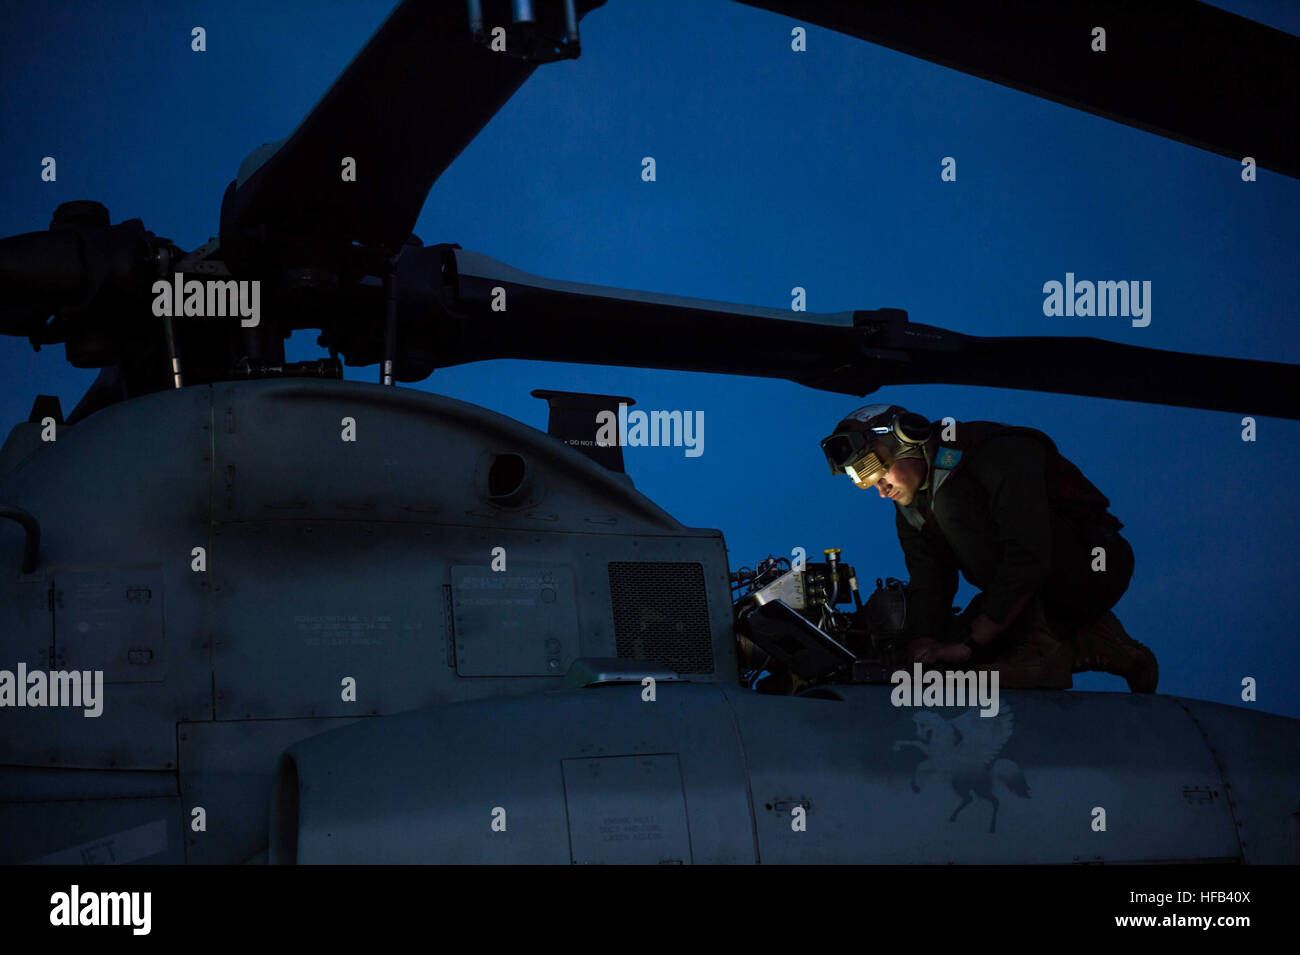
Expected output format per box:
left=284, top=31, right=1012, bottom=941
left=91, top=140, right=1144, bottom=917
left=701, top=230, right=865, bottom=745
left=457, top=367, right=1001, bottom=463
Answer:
left=54, top=569, right=166, bottom=683
left=451, top=564, right=578, bottom=676
left=562, top=754, right=693, bottom=864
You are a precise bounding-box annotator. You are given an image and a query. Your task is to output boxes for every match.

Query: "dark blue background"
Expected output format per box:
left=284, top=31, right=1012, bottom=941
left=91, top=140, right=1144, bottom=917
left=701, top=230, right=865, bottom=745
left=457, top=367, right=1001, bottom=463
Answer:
left=2, top=1, right=1297, bottom=714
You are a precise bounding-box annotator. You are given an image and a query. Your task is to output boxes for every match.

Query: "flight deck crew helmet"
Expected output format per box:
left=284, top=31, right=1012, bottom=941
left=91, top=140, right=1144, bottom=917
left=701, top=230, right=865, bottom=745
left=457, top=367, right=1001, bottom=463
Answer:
left=820, top=404, right=932, bottom=488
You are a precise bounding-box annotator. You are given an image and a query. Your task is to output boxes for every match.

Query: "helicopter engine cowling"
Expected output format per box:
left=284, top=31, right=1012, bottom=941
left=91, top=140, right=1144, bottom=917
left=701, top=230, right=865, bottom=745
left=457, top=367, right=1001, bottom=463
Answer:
left=269, top=681, right=1300, bottom=864
left=271, top=682, right=759, bottom=864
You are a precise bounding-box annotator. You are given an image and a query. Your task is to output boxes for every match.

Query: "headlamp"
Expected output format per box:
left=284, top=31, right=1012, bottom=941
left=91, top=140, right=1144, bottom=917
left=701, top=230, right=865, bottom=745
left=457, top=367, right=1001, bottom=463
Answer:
left=821, top=431, right=894, bottom=487
left=845, top=449, right=890, bottom=488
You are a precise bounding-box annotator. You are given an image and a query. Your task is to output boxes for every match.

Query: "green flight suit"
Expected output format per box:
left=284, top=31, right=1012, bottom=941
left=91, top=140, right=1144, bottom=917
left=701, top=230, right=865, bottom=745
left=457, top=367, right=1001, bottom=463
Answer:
left=896, top=431, right=1133, bottom=642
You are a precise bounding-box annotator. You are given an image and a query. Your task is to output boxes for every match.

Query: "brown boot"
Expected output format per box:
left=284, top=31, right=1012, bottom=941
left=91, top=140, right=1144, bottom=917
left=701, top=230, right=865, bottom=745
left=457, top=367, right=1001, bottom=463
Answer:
left=971, top=623, right=1074, bottom=690
left=1069, top=611, right=1158, bottom=693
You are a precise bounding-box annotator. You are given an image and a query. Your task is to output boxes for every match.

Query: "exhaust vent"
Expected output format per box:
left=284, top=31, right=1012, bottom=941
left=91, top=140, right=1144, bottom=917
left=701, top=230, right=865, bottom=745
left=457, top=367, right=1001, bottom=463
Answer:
left=608, top=561, right=713, bottom=674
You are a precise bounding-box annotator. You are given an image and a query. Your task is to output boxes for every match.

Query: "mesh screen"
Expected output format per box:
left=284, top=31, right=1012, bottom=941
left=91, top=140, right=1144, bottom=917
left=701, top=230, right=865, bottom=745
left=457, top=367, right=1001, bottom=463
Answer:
left=608, top=561, right=713, bottom=674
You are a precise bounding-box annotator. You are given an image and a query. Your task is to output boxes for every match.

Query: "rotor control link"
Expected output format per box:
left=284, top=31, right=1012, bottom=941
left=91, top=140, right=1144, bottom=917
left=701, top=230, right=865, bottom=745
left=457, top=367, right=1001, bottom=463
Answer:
left=153, top=243, right=184, bottom=388
left=467, top=0, right=582, bottom=61
left=381, top=262, right=398, bottom=386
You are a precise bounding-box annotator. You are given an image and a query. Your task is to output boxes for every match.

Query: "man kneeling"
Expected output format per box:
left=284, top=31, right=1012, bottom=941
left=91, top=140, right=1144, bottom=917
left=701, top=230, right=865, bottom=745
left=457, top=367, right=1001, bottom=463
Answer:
left=820, top=403, right=1158, bottom=691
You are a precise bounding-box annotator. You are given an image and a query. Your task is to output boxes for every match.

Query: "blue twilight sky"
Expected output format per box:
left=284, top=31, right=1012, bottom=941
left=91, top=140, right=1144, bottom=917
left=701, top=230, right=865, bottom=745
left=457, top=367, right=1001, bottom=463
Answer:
left=1, top=1, right=1297, bottom=714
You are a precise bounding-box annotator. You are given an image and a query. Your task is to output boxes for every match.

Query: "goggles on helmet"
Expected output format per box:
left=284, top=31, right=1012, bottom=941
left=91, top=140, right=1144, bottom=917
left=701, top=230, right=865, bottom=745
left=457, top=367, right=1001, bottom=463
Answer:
left=820, top=428, right=896, bottom=487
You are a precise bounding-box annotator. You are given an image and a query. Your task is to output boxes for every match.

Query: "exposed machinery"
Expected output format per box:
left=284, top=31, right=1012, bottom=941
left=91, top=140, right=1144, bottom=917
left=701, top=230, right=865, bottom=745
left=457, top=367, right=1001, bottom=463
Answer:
left=1, top=0, right=1298, bottom=864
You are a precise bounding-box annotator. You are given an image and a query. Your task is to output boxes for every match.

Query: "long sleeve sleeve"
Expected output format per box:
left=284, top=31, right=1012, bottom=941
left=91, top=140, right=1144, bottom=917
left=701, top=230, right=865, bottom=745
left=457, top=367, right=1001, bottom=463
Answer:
left=895, top=502, right=959, bottom=639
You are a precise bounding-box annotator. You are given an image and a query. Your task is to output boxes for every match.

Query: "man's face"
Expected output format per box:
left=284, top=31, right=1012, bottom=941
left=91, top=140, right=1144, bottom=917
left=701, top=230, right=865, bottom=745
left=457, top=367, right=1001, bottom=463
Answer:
left=858, top=455, right=927, bottom=506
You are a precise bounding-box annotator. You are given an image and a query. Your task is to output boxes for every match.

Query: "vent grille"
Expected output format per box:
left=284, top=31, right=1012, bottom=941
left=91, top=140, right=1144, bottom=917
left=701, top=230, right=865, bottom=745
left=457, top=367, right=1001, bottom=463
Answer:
left=609, top=561, right=713, bottom=674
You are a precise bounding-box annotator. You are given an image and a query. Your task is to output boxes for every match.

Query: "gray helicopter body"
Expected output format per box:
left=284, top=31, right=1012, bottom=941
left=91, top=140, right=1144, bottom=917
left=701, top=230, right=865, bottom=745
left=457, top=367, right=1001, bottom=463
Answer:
left=2, top=0, right=1299, bottom=864
left=1, top=378, right=1296, bottom=864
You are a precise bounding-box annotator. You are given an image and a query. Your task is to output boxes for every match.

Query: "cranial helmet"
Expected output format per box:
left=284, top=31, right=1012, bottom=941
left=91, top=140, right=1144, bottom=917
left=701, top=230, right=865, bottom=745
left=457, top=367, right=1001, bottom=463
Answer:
left=820, top=403, right=932, bottom=487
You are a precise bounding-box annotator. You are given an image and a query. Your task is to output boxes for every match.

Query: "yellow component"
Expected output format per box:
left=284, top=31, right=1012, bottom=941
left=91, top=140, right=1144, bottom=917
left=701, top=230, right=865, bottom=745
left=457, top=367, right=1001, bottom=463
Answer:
left=823, top=548, right=841, bottom=557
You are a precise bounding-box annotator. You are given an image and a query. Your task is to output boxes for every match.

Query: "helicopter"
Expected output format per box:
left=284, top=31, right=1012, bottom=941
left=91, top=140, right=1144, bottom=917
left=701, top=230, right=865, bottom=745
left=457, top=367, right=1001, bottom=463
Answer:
left=0, top=0, right=1298, bottom=865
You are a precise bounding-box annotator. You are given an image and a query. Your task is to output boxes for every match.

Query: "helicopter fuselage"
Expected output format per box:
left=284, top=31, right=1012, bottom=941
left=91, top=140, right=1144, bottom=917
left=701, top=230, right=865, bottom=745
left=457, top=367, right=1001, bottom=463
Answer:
left=1, top=379, right=1297, bottom=864
left=0, top=378, right=733, bottom=862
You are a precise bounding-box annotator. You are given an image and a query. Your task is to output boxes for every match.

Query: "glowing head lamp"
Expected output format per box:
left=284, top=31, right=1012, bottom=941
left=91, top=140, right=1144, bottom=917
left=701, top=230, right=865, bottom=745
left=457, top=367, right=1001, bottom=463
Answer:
left=821, top=426, right=896, bottom=488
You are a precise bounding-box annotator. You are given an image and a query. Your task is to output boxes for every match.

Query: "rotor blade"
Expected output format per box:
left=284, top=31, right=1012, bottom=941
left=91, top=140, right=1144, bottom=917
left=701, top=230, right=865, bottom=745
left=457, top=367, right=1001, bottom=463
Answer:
left=382, top=248, right=1297, bottom=419
left=858, top=323, right=1300, bottom=421
left=736, top=0, right=1300, bottom=179
left=221, top=0, right=605, bottom=253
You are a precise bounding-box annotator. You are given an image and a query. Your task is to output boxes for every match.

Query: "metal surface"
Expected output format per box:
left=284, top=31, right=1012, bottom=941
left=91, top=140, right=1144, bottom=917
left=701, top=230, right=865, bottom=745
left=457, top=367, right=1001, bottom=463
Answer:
left=220, top=0, right=607, bottom=252
left=0, top=1, right=1297, bottom=868
left=452, top=564, right=579, bottom=677
left=267, top=682, right=1294, bottom=864
left=273, top=684, right=756, bottom=864
left=178, top=717, right=362, bottom=864
left=563, top=754, right=693, bottom=864
left=738, top=0, right=1300, bottom=179
left=725, top=686, right=1241, bottom=864
left=1, top=372, right=1296, bottom=864
left=54, top=569, right=165, bottom=684
left=752, top=568, right=806, bottom=610
left=2, top=800, right=182, bottom=865
left=609, top=561, right=714, bottom=674
left=1174, top=698, right=1300, bottom=864
left=0, top=386, right=213, bottom=770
